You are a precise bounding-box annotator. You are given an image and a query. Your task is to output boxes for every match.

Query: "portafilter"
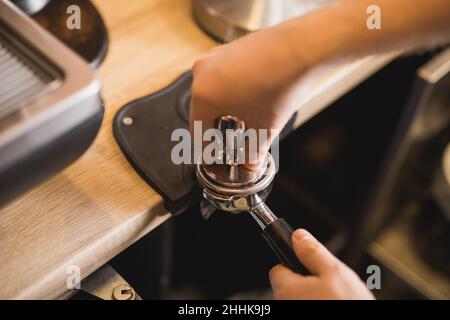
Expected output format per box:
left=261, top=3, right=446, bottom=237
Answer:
left=195, top=115, right=307, bottom=274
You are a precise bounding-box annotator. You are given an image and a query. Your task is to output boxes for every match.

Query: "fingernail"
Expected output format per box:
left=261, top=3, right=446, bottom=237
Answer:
left=293, top=229, right=312, bottom=242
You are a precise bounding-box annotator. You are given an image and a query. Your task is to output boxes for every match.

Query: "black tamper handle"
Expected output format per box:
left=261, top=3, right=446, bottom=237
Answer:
left=262, top=218, right=310, bottom=275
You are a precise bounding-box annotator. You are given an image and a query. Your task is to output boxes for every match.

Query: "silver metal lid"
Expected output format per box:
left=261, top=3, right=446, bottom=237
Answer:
left=192, top=0, right=296, bottom=42
left=192, top=0, right=334, bottom=42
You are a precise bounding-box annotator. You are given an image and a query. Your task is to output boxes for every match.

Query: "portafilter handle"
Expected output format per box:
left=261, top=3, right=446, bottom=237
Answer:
left=250, top=202, right=309, bottom=275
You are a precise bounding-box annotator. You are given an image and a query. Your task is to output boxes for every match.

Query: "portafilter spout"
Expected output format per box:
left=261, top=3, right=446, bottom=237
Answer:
left=195, top=115, right=307, bottom=274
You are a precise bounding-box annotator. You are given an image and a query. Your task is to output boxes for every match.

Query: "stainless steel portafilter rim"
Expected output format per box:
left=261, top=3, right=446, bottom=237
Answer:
left=195, top=152, right=276, bottom=197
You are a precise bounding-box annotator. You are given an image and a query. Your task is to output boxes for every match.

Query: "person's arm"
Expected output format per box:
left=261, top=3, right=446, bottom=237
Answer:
left=284, top=0, right=450, bottom=69
left=269, top=229, right=374, bottom=300
left=190, top=0, right=450, bottom=163
left=190, top=0, right=450, bottom=300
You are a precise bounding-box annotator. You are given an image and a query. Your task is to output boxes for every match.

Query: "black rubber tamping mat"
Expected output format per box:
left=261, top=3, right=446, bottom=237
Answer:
left=113, top=71, right=297, bottom=215
left=113, top=72, right=198, bottom=215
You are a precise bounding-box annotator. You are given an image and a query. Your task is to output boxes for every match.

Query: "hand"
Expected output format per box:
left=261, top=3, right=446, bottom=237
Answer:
left=269, top=229, right=375, bottom=300
left=190, top=0, right=450, bottom=166
left=190, top=25, right=318, bottom=164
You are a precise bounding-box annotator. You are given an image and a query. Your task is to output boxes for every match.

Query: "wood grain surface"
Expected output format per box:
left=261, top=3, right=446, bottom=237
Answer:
left=0, top=0, right=398, bottom=299
left=0, top=0, right=215, bottom=299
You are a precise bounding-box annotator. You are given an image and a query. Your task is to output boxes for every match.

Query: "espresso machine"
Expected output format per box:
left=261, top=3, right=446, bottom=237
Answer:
left=0, top=0, right=108, bottom=206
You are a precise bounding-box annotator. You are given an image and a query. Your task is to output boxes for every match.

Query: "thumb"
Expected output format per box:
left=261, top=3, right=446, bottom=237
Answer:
left=291, top=229, right=340, bottom=276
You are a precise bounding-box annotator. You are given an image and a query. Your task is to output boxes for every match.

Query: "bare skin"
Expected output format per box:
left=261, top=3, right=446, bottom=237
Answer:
left=189, top=0, right=450, bottom=299
left=270, top=229, right=375, bottom=300
left=190, top=0, right=450, bottom=160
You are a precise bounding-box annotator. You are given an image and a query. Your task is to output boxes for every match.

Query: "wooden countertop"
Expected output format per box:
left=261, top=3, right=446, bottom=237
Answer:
left=0, top=0, right=399, bottom=299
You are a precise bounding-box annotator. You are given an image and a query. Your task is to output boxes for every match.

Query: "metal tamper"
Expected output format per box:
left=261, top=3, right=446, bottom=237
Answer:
left=195, top=115, right=306, bottom=273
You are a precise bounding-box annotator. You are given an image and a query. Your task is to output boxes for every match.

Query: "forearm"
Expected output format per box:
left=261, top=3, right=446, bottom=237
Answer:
left=189, top=0, right=450, bottom=146
left=280, top=0, right=450, bottom=73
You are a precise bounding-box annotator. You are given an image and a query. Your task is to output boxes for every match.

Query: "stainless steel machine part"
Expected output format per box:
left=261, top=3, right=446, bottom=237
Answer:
left=0, top=0, right=103, bottom=206
left=10, top=0, right=49, bottom=15
left=250, top=202, right=277, bottom=229
left=192, top=0, right=334, bottom=42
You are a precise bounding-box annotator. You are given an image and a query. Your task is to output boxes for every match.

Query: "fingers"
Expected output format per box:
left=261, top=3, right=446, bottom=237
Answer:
left=291, top=229, right=341, bottom=276
left=269, top=264, right=318, bottom=300
left=269, top=264, right=299, bottom=289
left=269, top=264, right=302, bottom=300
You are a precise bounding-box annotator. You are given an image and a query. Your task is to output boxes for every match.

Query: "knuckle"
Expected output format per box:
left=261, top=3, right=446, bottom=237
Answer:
left=191, top=77, right=215, bottom=108
left=273, top=285, right=290, bottom=300
left=274, top=287, right=286, bottom=300
left=276, top=281, right=301, bottom=300
left=191, top=78, right=201, bottom=95
left=268, top=266, right=278, bottom=281
left=192, top=59, right=204, bottom=73
left=192, top=60, right=202, bottom=76
left=272, top=287, right=282, bottom=300
left=283, top=280, right=299, bottom=293
left=268, top=265, right=286, bottom=284
left=191, top=78, right=206, bottom=102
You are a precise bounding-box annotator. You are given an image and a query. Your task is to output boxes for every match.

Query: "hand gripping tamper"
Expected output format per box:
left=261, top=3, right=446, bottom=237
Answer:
left=195, top=115, right=306, bottom=273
